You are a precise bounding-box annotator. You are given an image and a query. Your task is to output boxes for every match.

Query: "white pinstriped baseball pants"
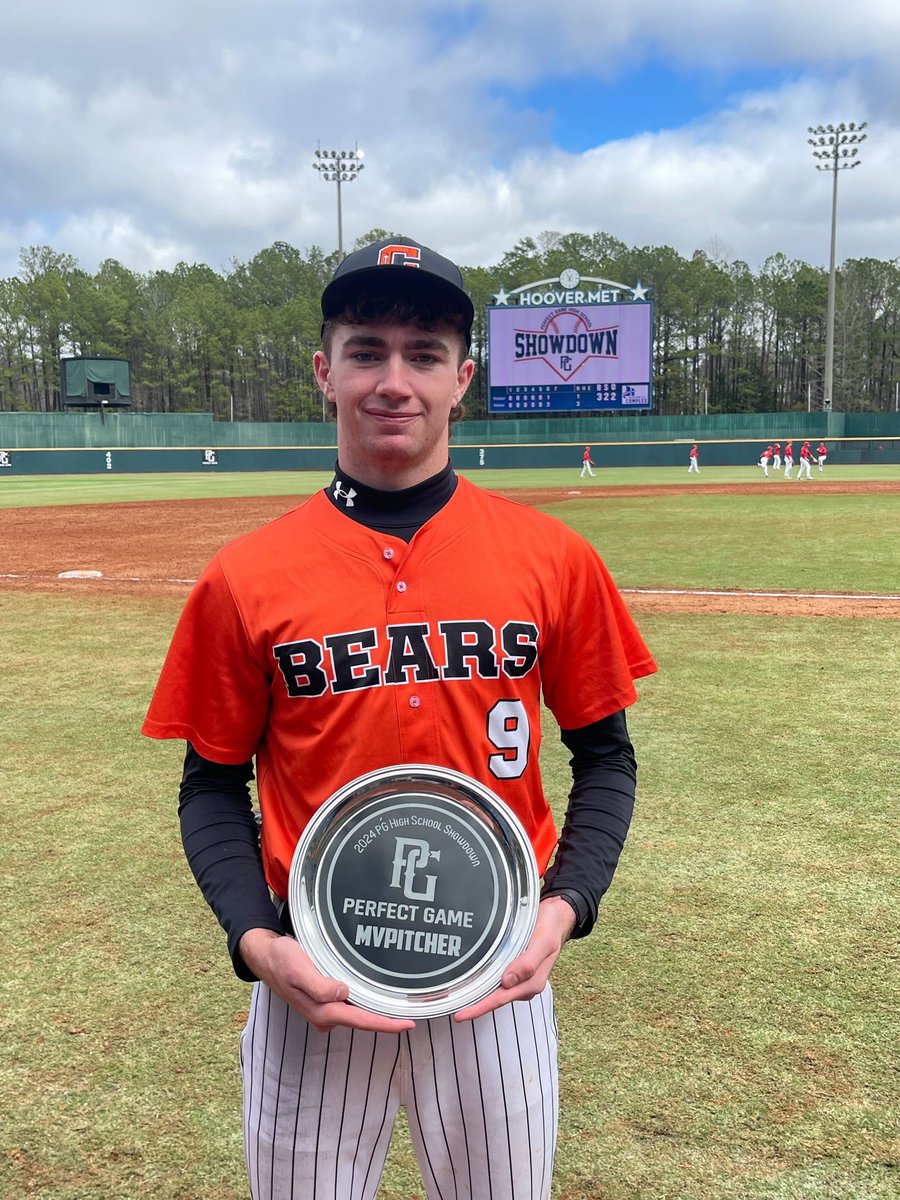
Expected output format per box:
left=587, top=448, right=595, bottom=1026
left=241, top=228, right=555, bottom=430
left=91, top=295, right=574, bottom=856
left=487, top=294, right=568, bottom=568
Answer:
left=240, top=982, right=559, bottom=1199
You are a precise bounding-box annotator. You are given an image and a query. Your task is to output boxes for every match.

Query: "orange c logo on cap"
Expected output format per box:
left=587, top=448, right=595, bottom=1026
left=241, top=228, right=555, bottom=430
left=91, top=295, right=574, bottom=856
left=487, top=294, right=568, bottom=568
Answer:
left=378, top=245, right=421, bottom=268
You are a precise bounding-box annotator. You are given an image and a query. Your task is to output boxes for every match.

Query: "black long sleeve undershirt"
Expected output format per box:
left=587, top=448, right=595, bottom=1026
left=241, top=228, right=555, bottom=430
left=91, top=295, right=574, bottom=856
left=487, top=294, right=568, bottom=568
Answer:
left=178, top=749, right=280, bottom=982
left=542, top=710, right=636, bottom=938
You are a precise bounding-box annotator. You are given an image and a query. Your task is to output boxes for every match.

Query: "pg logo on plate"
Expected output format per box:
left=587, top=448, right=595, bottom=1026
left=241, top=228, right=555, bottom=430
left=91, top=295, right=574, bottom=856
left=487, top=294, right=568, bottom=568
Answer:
left=288, top=766, right=538, bottom=1018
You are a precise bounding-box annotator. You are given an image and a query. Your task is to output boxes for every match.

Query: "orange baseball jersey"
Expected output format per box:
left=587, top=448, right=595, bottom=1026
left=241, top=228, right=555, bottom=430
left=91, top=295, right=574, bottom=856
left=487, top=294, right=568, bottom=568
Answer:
left=143, top=477, right=657, bottom=899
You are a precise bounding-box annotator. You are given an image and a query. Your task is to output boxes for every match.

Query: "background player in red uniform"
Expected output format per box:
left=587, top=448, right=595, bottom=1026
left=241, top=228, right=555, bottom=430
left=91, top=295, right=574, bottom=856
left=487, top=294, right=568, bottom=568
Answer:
left=817, top=440, right=828, bottom=471
left=580, top=444, right=596, bottom=476
left=796, top=440, right=814, bottom=480
left=688, top=443, right=699, bottom=473
left=772, top=442, right=782, bottom=470
left=758, top=445, right=772, bottom=476
left=783, top=440, right=794, bottom=478
left=143, top=237, right=656, bottom=1199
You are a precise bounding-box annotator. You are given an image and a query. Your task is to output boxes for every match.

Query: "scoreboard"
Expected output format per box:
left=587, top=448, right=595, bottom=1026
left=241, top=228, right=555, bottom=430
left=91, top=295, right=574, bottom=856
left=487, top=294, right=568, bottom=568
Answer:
left=487, top=301, right=653, bottom=413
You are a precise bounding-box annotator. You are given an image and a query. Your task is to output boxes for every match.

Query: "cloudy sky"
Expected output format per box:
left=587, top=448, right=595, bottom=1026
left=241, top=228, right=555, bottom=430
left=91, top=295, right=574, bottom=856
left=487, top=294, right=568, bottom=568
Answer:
left=2, top=0, right=899, bottom=281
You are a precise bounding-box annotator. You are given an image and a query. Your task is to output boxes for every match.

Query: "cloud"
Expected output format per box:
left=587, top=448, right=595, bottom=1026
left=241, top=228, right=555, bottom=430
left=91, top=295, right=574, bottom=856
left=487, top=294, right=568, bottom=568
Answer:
left=0, top=1, right=898, bottom=278
left=461, top=0, right=900, bottom=74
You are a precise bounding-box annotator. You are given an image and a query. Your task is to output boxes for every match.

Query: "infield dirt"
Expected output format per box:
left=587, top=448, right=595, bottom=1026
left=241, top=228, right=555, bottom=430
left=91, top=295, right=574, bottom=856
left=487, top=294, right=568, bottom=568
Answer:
left=2, top=481, right=898, bottom=619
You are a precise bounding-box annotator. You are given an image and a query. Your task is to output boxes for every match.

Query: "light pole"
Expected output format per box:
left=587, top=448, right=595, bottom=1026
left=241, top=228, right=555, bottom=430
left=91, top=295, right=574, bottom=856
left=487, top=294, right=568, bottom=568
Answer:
left=312, top=145, right=365, bottom=260
left=808, top=121, right=866, bottom=411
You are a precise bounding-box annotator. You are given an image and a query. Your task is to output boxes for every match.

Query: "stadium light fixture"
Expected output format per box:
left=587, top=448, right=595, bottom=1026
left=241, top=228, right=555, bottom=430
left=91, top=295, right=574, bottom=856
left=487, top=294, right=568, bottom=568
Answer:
left=312, top=144, right=365, bottom=260
left=807, top=121, right=867, bottom=411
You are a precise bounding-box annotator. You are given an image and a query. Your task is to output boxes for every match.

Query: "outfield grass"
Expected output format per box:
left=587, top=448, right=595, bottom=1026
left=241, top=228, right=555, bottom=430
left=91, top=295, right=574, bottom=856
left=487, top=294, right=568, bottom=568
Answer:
left=556, top=493, right=900, bottom=595
left=0, top=593, right=896, bottom=1200
left=0, top=470, right=332, bottom=508
left=0, top=463, right=898, bottom=508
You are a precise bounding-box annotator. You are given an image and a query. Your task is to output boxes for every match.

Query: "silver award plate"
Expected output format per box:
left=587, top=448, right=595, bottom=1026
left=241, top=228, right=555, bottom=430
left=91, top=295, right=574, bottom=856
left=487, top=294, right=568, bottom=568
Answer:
left=287, top=765, right=539, bottom=1018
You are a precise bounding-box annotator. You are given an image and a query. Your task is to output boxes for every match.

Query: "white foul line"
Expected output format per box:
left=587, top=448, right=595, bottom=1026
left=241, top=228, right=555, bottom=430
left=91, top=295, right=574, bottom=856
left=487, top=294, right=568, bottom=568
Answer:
left=0, top=572, right=199, bottom=584
left=623, top=587, right=900, bottom=601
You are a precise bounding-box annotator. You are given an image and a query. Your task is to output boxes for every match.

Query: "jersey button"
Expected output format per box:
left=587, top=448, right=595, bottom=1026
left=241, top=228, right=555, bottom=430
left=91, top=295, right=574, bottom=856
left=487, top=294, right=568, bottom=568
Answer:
left=396, top=580, right=407, bottom=592
left=409, top=695, right=421, bottom=708
left=383, top=548, right=394, bottom=560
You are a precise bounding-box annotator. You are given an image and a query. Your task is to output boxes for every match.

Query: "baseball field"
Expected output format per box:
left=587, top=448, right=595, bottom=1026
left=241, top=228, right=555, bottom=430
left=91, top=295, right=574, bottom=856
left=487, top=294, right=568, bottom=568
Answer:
left=1, top=464, right=897, bottom=1199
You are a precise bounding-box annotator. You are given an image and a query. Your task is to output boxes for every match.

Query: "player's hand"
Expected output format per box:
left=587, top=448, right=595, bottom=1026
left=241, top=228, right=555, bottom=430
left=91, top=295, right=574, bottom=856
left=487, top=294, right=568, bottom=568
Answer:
left=452, top=895, right=577, bottom=1022
left=239, top=929, right=415, bottom=1034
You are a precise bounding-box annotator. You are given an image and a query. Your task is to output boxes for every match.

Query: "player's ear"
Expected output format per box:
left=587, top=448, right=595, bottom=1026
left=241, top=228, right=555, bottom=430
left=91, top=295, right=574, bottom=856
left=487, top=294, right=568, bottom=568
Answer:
left=455, top=356, right=475, bottom=403
left=313, top=350, right=335, bottom=402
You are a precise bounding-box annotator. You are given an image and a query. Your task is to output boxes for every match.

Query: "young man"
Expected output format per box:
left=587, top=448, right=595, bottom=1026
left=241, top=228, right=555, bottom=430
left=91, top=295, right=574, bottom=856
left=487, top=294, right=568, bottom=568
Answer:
left=758, top=445, right=772, bottom=477
left=143, top=237, right=656, bottom=1200
left=796, top=440, right=814, bottom=480
left=772, top=442, right=782, bottom=470
left=580, top=445, right=596, bottom=476
left=817, top=441, right=828, bottom=471
left=783, top=440, right=794, bottom=479
left=688, top=443, right=699, bottom=473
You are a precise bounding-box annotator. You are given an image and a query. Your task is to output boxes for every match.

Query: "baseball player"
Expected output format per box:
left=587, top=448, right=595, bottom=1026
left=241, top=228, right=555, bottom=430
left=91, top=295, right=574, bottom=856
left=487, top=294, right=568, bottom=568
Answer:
left=143, top=237, right=657, bottom=1200
left=817, top=441, right=828, bottom=471
left=758, top=445, right=772, bottom=477
left=796, top=440, right=814, bottom=480
left=783, top=440, right=794, bottom=479
left=580, top=445, right=596, bottom=477
left=688, top=443, right=699, bottom=473
left=772, top=442, right=782, bottom=470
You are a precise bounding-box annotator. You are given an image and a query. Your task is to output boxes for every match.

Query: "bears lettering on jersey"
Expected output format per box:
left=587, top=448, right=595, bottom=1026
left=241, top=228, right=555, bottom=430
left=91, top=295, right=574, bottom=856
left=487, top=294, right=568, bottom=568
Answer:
left=273, top=619, right=540, bottom=698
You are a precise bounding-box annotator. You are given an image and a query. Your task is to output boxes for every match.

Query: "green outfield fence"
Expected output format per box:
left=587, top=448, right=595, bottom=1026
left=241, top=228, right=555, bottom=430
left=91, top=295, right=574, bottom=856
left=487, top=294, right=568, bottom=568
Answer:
left=0, top=411, right=898, bottom=474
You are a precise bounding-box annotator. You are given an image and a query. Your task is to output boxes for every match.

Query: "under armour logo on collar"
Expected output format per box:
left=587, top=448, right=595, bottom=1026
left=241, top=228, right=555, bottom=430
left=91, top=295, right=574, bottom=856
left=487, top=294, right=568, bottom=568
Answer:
left=333, top=480, right=357, bottom=507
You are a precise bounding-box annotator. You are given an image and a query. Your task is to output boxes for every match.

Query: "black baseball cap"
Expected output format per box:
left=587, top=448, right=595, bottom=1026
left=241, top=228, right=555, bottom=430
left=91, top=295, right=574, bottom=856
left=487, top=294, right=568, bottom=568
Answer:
left=321, top=237, right=474, bottom=348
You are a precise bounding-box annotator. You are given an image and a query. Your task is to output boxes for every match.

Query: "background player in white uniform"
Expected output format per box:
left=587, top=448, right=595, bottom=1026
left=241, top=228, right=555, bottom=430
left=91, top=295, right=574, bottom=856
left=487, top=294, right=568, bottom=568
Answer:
left=143, top=238, right=656, bottom=1200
